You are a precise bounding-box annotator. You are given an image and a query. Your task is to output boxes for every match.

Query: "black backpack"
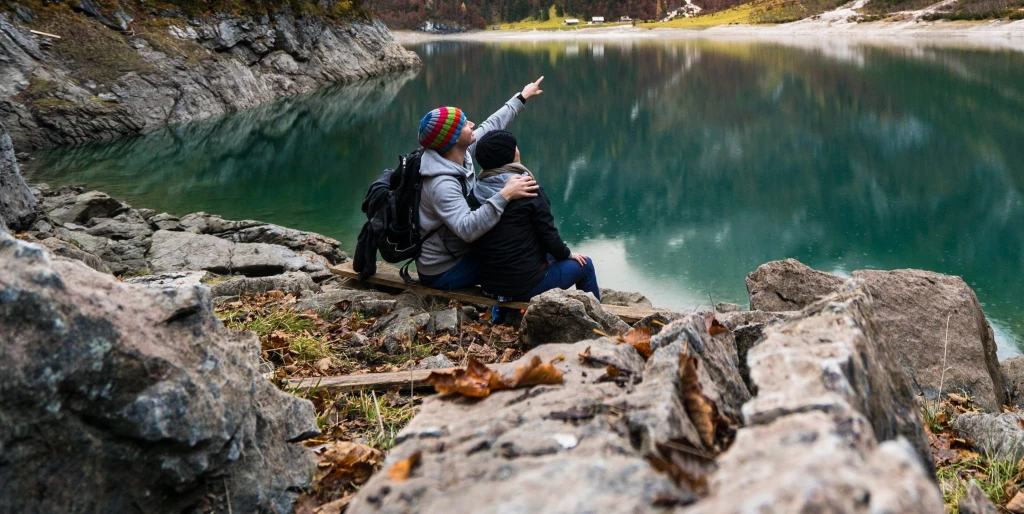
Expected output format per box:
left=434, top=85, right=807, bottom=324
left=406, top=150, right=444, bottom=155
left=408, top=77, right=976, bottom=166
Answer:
left=353, top=149, right=467, bottom=284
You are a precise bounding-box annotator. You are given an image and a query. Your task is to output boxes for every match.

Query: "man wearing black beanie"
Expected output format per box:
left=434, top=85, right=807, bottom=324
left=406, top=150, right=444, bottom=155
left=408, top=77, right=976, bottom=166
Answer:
left=471, top=131, right=600, bottom=320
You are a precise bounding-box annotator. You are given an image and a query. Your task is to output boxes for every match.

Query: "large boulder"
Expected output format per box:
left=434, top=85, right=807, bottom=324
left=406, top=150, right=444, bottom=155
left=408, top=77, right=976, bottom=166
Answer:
left=519, top=289, right=630, bottom=346
left=209, top=272, right=319, bottom=297
left=68, top=230, right=150, bottom=276
left=178, top=212, right=346, bottom=263
left=743, top=283, right=932, bottom=468
left=952, top=412, right=1024, bottom=462
left=852, top=269, right=1005, bottom=411
left=689, top=284, right=942, bottom=513
left=148, top=229, right=291, bottom=276
left=959, top=481, right=1000, bottom=514
left=0, top=234, right=317, bottom=513
left=47, top=191, right=127, bottom=225
left=745, top=258, right=844, bottom=311
left=348, top=339, right=691, bottom=513
left=0, top=121, right=36, bottom=231
left=1001, top=356, right=1024, bottom=407
left=747, top=259, right=1006, bottom=411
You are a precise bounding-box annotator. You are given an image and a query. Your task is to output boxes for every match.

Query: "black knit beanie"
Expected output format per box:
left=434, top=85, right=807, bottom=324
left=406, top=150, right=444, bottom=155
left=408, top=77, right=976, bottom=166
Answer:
left=475, top=130, right=517, bottom=170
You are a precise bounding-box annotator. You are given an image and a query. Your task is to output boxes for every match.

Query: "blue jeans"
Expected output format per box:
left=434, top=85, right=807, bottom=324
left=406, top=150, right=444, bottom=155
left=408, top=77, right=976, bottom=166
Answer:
left=418, top=254, right=481, bottom=290
left=491, top=255, right=600, bottom=323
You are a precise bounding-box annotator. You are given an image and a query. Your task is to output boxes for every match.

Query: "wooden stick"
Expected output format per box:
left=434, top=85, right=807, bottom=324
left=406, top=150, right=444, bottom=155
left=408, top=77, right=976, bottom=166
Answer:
left=30, top=30, right=61, bottom=39
left=287, top=370, right=437, bottom=394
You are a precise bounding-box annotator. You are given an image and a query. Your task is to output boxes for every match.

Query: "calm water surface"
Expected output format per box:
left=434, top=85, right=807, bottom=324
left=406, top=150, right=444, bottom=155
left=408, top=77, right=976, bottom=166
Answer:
left=25, top=39, right=1024, bottom=356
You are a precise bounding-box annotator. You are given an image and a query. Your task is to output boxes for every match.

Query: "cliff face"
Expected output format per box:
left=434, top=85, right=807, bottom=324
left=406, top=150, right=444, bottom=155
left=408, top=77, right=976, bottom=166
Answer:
left=0, top=2, right=420, bottom=150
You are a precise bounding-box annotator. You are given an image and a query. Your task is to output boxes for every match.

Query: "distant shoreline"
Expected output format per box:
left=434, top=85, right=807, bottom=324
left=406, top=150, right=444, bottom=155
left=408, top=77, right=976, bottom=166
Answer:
left=394, top=19, right=1024, bottom=49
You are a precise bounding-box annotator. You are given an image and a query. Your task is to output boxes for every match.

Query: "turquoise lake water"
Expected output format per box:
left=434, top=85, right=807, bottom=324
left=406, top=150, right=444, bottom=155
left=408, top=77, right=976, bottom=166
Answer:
left=24, top=38, right=1024, bottom=356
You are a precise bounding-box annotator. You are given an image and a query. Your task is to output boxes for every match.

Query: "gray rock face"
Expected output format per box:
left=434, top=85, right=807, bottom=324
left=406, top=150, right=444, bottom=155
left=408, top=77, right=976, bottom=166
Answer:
left=48, top=191, right=128, bottom=225
left=0, top=120, right=35, bottom=231
left=68, top=230, right=149, bottom=276
left=959, top=481, right=999, bottom=514
left=293, top=288, right=395, bottom=320
left=124, top=271, right=209, bottom=289
left=953, top=412, right=1024, bottom=462
left=37, top=236, right=111, bottom=274
left=0, top=7, right=421, bottom=150
left=0, top=234, right=317, bottom=513
left=520, top=289, right=630, bottom=346
left=1001, top=356, right=1024, bottom=407
left=427, top=308, right=467, bottom=336
left=148, top=229, right=293, bottom=276
left=416, top=354, right=455, bottom=370
left=689, top=284, right=941, bottom=513
left=852, top=269, right=1005, bottom=411
left=743, top=283, right=932, bottom=468
left=370, top=307, right=421, bottom=354
left=209, top=271, right=319, bottom=297
left=746, top=259, right=1006, bottom=412
left=348, top=340, right=690, bottom=513
left=349, top=283, right=942, bottom=513
left=600, top=288, right=654, bottom=307
left=745, top=258, right=845, bottom=311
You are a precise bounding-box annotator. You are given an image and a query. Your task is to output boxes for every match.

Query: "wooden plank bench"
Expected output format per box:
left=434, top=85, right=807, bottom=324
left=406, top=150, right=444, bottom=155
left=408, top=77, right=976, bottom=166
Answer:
left=328, top=261, right=667, bottom=324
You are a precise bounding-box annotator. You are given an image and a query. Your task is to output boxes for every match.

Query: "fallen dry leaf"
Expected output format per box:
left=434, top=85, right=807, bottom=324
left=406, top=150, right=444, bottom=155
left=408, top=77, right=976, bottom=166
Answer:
left=388, top=451, right=422, bottom=482
left=426, top=356, right=564, bottom=398
left=623, top=326, right=653, bottom=358
left=679, top=353, right=719, bottom=450
left=948, top=392, right=969, bottom=404
left=313, top=442, right=383, bottom=494
left=703, top=313, right=729, bottom=336
left=650, top=439, right=717, bottom=494
left=1008, top=491, right=1024, bottom=514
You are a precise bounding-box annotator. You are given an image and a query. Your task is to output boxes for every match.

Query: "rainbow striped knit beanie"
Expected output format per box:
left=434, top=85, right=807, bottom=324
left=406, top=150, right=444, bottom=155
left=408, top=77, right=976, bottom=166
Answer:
left=418, top=107, right=467, bottom=153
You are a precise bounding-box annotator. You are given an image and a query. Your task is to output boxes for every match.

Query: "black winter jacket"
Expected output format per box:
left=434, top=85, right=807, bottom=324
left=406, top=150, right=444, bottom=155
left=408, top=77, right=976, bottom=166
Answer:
left=471, top=165, right=571, bottom=298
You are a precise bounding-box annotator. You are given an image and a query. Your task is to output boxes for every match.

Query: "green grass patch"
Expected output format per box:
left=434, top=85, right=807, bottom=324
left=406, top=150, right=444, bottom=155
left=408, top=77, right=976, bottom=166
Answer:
left=337, top=391, right=416, bottom=451
left=38, top=12, right=156, bottom=84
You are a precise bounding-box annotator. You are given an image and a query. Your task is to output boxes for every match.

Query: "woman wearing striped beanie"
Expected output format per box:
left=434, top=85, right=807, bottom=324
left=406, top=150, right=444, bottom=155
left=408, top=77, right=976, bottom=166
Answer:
left=414, top=76, right=545, bottom=291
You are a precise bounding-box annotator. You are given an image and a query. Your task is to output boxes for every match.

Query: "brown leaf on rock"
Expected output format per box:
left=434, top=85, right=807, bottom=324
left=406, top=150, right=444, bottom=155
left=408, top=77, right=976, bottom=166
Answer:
left=267, top=330, right=290, bottom=350
left=388, top=451, right=422, bottom=482
left=427, top=356, right=564, bottom=398
left=623, top=326, right=653, bottom=358
left=948, top=392, right=969, bottom=404
left=313, top=442, right=383, bottom=494
left=507, top=355, right=565, bottom=388
left=702, top=313, right=729, bottom=336
left=426, top=357, right=493, bottom=398
left=679, top=353, right=719, bottom=450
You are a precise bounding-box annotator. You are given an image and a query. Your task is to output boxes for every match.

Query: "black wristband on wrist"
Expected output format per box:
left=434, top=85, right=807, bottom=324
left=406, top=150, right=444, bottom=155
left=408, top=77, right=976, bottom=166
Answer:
left=516, top=92, right=527, bottom=103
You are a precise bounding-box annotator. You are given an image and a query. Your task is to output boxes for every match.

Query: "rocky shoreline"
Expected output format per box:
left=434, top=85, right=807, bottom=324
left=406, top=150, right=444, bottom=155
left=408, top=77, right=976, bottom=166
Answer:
left=7, top=127, right=1024, bottom=510
left=0, top=2, right=420, bottom=150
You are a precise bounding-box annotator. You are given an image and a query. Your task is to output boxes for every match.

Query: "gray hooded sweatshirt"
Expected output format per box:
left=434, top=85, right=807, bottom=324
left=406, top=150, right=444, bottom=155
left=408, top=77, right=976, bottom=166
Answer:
left=416, top=94, right=525, bottom=276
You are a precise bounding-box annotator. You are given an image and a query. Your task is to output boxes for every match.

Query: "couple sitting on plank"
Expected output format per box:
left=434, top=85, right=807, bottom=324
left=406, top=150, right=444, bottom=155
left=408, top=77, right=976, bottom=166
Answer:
left=414, top=76, right=600, bottom=318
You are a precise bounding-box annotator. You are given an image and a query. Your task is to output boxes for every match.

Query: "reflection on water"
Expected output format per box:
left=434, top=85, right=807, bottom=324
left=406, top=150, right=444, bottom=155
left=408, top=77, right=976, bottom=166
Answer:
left=25, top=39, right=1024, bottom=356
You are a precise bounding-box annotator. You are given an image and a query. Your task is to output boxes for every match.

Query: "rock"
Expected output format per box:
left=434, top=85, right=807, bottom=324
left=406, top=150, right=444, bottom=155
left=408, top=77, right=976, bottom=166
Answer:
left=714, top=302, right=741, bottom=313
left=952, top=412, right=1024, bottom=462
left=292, top=289, right=395, bottom=320
left=959, top=481, right=999, bottom=514
left=3, top=12, right=421, bottom=151
left=0, top=234, right=316, bottom=513
left=415, top=354, right=454, bottom=370
left=208, top=272, right=319, bottom=297
left=745, top=258, right=845, bottom=311
left=717, top=310, right=797, bottom=394
left=852, top=269, right=1005, bottom=411
left=690, top=411, right=943, bottom=514
left=48, top=191, right=127, bottom=225
left=427, top=308, right=467, bottom=336
left=1001, top=356, right=1024, bottom=407
left=600, top=288, right=653, bottom=307
left=746, top=260, right=1006, bottom=412
left=744, top=282, right=933, bottom=470
left=348, top=340, right=689, bottom=513
left=124, top=271, right=210, bottom=289
left=0, top=121, right=36, bottom=231
left=520, top=289, right=630, bottom=346
left=38, top=236, right=111, bottom=274
left=66, top=231, right=149, bottom=276
left=84, top=211, right=153, bottom=240
left=225, top=223, right=347, bottom=264
left=148, top=230, right=291, bottom=276
left=687, top=284, right=942, bottom=513
left=149, top=212, right=182, bottom=231
left=632, top=311, right=683, bottom=335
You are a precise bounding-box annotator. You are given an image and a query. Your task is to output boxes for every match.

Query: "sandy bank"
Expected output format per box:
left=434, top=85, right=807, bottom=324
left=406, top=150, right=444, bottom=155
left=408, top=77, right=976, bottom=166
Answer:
left=395, top=18, right=1024, bottom=50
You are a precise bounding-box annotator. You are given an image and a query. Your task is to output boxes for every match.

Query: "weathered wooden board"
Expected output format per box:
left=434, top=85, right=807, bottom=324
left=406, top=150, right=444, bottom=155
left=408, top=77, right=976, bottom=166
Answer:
left=287, top=370, right=437, bottom=394
left=329, top=261, right=666, bottom=324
